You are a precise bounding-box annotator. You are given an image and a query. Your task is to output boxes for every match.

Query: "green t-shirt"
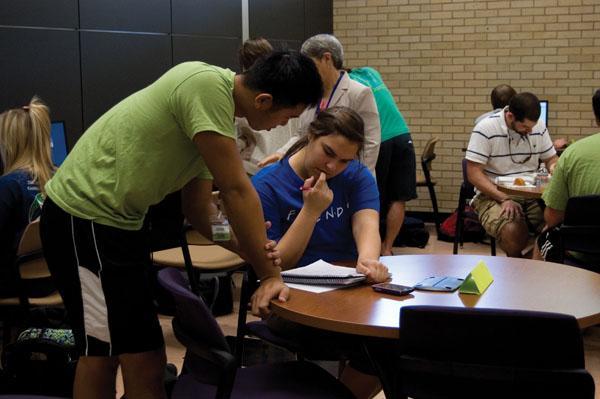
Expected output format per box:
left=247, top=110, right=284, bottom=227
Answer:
left=542, top=133, right=600, bottom=211
left=348, top=67, right=409, bottom=142
left=542, top=133, right=600, bottom=263
left=46, top=62, right=236, bottom=230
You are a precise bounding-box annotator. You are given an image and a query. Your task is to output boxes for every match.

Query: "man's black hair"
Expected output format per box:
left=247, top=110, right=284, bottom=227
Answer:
left=592, top=88, right=600, bottom=121
left=491, top=84, right=516, bottom=109
left=243, top=50, right=323, bottom=108
left=509, top=92, right=540, bottom=122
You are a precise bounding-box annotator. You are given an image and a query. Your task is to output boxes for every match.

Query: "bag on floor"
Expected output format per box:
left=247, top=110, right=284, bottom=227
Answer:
left=438, top=205, right=485, bottom=243
left=390, top=217, right=430, bottom=248
left=1, top=328, right=78, bottom=397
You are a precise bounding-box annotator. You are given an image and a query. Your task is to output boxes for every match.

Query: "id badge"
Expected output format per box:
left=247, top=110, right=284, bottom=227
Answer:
left=211, top=220, right=231, bottom=241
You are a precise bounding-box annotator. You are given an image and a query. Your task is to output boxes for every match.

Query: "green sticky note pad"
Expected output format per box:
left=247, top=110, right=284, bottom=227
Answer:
left=459, top=260, right=494, bottom=295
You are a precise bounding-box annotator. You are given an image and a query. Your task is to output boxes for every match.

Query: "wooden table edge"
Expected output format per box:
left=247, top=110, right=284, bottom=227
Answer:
left=271, top=290, right=399, bottom=339
left=497, top=184, right=543, bottom=199
left=578, top=314, right=600, bottom=329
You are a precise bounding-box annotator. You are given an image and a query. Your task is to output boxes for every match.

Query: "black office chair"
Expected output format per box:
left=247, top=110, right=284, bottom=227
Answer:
left=453, top=159, right=496, bottom=255
left=556, top=195, right=600, bottom=272
left=395, top=306, right=595, bottom=399
left=416, top=137, right=441, bottom=235
left=157, top=268, right=353, bottom=399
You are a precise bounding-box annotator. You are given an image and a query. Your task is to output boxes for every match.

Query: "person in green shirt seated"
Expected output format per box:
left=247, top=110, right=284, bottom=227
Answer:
left=39, top=51, right=322, bottom=399
left=534, top=88, right=600, bottom=264
left=348, top=66, right=417, bottom=255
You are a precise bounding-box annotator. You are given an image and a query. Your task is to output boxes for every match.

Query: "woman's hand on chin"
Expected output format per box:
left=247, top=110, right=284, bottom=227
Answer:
left=301, top=172, right=333, bottom=217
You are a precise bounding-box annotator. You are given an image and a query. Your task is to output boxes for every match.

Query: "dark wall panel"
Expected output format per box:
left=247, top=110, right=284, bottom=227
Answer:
left=269, top=39, right=302, bottom=52
left=79, top=0, right=170, bottom=32
left=0, top=0, right=78, bottom=28
left=249, top=0, right=304, bottom=41
left=173, top=36, right=241, bottom=71
left=0, top=27, right=82, bottom=146
left=1, top=0, right=332, bottom=143
left=305, top=0, right=333, bottom=37
left=80, top=32, right=172, bottom=128
left=172, top=0, right=241, bottom=37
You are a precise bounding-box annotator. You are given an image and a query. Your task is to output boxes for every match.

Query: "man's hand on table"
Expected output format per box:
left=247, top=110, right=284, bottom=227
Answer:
left=356, top=259, right=390, bottom=283
left=250, top=276, right=289, bottom=318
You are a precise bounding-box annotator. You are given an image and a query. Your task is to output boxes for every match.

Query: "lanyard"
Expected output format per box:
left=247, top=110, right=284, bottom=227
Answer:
left=316, top=71, right=344, bottom=115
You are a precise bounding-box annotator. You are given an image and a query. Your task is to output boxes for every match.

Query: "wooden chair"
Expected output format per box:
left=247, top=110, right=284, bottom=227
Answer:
left=152, top=190, right=246, bottom=308
left=416, top=137, right=440, bottom=234
left=152, top=228, right=246, bottom=309
left=0, top=220, right=62, bottom=347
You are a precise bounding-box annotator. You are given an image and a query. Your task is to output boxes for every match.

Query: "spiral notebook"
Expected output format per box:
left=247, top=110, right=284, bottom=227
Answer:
left=281, top=260, right=366, bottom=286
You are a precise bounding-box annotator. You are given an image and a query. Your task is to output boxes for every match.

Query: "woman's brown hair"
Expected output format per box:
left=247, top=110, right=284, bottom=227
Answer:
left=238, top=37, right=274, bottom=71
left=283, top=106, right=365, bottom=159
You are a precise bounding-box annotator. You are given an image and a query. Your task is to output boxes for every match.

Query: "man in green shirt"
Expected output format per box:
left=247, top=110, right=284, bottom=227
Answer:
left=39, top=51, right=322, bottom=399
left=349, top=67, right=416, bottom=256
left=534, top=88, right=600, bottom=264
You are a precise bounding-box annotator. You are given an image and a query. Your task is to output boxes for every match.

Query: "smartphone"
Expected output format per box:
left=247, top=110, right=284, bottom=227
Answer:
left=372, top=283, right=414, bottom=296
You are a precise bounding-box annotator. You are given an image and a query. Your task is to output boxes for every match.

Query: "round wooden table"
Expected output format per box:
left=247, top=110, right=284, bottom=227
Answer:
left=497, top=183, right=545, bottom=199
left=271, top=255, right=600, bottom=339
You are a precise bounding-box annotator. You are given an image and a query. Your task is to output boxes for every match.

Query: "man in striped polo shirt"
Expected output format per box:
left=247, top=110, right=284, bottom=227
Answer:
left=466, top=92, right=558, bottom=257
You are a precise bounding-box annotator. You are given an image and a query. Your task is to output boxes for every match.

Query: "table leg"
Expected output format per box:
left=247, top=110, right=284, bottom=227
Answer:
left=362, top=338, right=407, bottom=399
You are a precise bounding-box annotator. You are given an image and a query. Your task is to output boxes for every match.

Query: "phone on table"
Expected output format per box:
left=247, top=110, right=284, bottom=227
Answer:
left=372, top=283, right=414, bottom=296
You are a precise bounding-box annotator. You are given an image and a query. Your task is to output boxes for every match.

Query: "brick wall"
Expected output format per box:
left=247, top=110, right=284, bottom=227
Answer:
left=333, top=0, right=600, bottom=213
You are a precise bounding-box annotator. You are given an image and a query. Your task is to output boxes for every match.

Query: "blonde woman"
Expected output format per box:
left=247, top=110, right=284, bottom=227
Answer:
left=0, top=96, right=54, bottom=297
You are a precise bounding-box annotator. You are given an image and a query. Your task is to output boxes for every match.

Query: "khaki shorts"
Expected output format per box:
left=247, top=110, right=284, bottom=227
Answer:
left=472, top=194, right=544, bottom=243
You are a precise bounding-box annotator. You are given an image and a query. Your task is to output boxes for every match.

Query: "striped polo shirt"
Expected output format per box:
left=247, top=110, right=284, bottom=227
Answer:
left=466, top=107, right=556, bottom=182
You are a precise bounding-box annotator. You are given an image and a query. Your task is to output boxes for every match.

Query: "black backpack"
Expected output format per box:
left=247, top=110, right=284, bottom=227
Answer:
left=1, top=328, right=78, bottom=397
left=385, top=217, right=430, bottom=249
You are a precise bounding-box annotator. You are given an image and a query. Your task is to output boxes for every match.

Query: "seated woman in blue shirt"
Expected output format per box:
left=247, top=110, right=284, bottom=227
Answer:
left=252, top=106, right=388, bottom=399
left=0, top=97, right=54, bottom=297
left=252, top=105, right=388, bottom=280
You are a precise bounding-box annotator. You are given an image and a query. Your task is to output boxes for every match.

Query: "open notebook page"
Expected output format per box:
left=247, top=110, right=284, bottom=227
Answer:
left=281, top=259, right=364, bottom=278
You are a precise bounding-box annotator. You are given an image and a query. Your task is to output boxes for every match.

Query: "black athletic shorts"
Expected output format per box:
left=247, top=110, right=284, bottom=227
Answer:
left=375, top=133, right=418, bottom=208
left=40, top=198, right=164, bottom=357
left=536, top=225, right=564, bottom=263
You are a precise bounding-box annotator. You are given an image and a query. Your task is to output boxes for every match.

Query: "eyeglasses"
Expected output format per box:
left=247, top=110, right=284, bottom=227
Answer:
left=507, top=135, right=532, bottom=164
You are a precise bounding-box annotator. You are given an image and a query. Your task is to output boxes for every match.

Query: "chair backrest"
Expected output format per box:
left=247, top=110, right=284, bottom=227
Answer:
left=421, top=137, right=439, bottom=172
left=559, top=195, right=600, bottom=263
left=157, top=268, right=235, bottom=388
left=14, top=219, right=55, bottom=303
left=397, top=306, right=595, bottom=398
left=460, top=158, right=475, bottom=196
left=564, top=195, right=600, bottom=226
left=16, top=219, right=42, bottom=257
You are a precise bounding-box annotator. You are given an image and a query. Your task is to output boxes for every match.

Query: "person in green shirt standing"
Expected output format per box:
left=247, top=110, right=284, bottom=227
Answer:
left=534, top=88, right=600, bottom=264
left=349, top=67, right=417, bottom=256
left=39, top=51, right=322, bottom=399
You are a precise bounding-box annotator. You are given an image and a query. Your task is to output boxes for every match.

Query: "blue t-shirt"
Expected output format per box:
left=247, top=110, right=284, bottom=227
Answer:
left=0, top=170, right=40, bottom=295
left=252, top=158, right=379, bottom=267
